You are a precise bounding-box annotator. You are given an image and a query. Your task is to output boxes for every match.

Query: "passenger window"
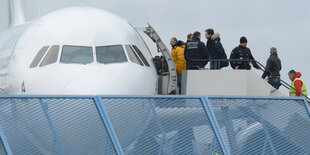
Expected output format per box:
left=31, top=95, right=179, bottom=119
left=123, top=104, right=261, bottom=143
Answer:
left=30, top=46, right=49, bottom=68
left=60, top=46, right=93, bottom=64
left=125, top=45, right=143, bottom=66
left=39, top=45, right=60, bottom=67
left=132, top=45, right=150, bottom=67
left=96, top=45, right=127, bottom=64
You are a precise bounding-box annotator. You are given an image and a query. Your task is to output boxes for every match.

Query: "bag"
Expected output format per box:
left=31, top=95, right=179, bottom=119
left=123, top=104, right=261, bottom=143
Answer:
left=218, top=43, right=229, bottom=68
left=220, top=53, right=229, bottom=68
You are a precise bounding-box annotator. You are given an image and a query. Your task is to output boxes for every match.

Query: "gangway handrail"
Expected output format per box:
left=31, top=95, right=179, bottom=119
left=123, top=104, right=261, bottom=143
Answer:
left=190, top=58, right=310, bottom=101
left=255, top=61, right=310, bottom=101
left=134, top=24, right=178, bottom=94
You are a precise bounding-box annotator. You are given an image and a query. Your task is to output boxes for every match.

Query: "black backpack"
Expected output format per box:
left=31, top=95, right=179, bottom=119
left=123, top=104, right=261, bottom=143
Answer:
left=218, top=42, right=229, bottom=68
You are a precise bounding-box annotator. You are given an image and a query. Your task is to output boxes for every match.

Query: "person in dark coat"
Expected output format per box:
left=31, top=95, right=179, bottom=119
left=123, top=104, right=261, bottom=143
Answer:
left=230, top=36, right=260, bottom=70
left=262, top=47, right=282, bottom=89
left=184, top=31, right=209, bottom=69
left=205, top=29, right=228, bottom=69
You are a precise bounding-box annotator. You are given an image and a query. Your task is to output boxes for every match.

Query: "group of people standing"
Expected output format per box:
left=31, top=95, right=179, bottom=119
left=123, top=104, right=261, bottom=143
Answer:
left=170, top=29, right=307, bottom=97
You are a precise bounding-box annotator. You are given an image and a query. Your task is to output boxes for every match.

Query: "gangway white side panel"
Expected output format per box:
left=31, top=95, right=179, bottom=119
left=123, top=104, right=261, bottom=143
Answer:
left=182, top=70, right=285, bottom=96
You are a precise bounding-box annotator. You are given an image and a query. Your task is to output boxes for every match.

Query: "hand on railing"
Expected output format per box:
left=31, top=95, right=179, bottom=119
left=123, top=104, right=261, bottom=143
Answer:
left=256, top=61, right=310, bottom=101
left=190, top=59, right=262, bottom=70
left=190, top=58, right=310, bottom=100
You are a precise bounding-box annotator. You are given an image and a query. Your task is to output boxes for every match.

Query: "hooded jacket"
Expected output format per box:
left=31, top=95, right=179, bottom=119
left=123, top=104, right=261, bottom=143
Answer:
left=184, top=36, right=209, bottom=69
left=171, top=41, right=186, bottom=74
left=262, top=53, right=282, bottom=79
left=206, top=33, right=228, bottom=68
left=291, top=72, right=305, bottom=96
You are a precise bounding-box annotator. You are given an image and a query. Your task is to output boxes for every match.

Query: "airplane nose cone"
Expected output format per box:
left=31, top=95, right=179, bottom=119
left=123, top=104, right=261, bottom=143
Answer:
left=62, top=75, right=131, bottom=95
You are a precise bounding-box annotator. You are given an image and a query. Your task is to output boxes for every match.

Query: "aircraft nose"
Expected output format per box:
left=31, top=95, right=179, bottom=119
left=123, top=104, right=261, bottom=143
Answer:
left=62, top=74, right=130, bottom=95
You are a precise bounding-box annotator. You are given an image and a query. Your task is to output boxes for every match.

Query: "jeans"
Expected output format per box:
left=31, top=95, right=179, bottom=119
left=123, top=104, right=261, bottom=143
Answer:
left=177, top=74, right=182, bottom=94
left=268, top=77, right=281, bottom=89
left=210, top=61, right=220, bottom=70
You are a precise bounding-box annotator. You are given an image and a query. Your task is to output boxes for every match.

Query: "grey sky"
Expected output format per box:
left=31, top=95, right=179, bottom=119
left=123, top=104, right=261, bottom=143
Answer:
left=1, top=0, right=310, bottom=94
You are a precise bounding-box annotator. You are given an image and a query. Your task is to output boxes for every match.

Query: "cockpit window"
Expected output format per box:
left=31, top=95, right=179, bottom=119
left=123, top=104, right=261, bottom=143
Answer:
left=125, top=45, right=143, bottom=66
left=96, top=45, right=127, bottom=64
left=30, top=46, right=49, bottom=68
left=132, top=45, right=150, bottom=67
left=39, top=45, right=60, bottom=67
left=60, top=46, right=93, bottom=64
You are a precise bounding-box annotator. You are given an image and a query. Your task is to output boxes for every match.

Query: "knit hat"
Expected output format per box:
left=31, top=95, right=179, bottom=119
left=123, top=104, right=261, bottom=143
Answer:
left=270, top=47, right=277, bottom=54
left=240, top=36, right=247, bottom=44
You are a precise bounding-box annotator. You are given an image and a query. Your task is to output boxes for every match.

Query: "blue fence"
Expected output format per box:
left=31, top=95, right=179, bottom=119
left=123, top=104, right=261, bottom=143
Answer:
left=0, top=95, right=308, bottom=155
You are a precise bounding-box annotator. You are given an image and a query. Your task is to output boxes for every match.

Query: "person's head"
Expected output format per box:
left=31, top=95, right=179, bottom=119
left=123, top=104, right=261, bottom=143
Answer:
left=193, top=31, right=201, bottom=39
left=187, top=33, right=193, bottom=41
left=170, top=37, right=177, bottom=46
left=205, top=29, right=214, bottom=39
left=240, top=36, right=248, bottom=47
left=270, top=47, right=277, bottom=55
left=288, top=70, right=296, bottom=81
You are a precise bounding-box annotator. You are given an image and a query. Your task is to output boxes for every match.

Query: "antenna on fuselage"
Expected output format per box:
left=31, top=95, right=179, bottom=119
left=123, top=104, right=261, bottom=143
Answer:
left=38, top=0, right=41, bottom=17
left=8, top=0, right=12, bottom=27
left=8, top=0, right=25, bottom=27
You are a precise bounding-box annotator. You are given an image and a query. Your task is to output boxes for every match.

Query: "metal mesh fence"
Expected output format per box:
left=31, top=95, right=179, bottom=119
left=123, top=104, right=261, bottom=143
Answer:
left=0, top=97, right=117, bottom=155
left=208, top=97, right=310, bottom=155
left=0, top=96, right=308, bottom=155
left=0, top=138, right=7, bottom=155
left=101, top=97, right=224, bottom=155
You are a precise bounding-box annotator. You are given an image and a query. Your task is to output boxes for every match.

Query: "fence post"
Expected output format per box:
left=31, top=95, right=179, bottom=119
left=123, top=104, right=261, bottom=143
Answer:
left=303, top=98, right=310, bottom=118
left=201, top=96, right=230, bottom=155
left=94, top=96, right=124, bottom=155
left=0, top=124, right=13, bottom=155
left=253, top=99, right=277, bottom=155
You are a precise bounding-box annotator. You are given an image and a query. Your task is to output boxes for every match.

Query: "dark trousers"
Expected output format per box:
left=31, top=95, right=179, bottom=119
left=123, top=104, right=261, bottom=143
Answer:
left=177, top=74, right=182, bottom=94
left=268, top=77, right=281, bottom=89
left=210, top=61, right=220, bottom=70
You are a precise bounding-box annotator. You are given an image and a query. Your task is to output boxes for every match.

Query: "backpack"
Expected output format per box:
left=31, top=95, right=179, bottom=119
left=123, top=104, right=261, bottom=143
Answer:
left=220, top=52, right=229, bottom=68
left=218, top=42, right=229, bottom=68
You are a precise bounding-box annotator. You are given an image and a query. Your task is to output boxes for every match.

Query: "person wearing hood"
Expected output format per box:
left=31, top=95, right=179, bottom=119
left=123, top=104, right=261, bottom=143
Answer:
left=288, top=70, right=308, bottom=97
left=184, top=31, right=209, bottom=70
left=205, top=29, right=228, bottom=69
left=170, top=37, right=186, bottom=92
left=262, top=47, right=282, bottom=89
left=230, top=36, right=260, bottom=70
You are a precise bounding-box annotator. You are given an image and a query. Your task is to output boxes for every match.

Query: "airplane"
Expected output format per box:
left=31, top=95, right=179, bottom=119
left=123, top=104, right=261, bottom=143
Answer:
left=0, top=0, right=159, bottom=95
left=0, top=0, right=179, bottom=154
left=1, top=1, right=306, bottom=155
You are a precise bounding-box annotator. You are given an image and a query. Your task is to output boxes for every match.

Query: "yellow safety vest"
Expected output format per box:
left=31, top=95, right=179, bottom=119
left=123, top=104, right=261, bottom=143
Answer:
left=289, top=78, right=308, bottom=97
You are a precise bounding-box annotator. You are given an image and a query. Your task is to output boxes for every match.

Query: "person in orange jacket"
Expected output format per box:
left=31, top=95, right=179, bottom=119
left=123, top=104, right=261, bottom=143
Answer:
left=170, top=37, right=186, bottom=93
left=288, top=70, right=308, bottom=97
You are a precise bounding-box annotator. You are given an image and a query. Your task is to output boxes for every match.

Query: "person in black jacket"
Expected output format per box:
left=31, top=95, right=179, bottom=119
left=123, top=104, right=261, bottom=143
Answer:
left=262, top=47, right=282, bottom=89
left=230, top=36, right=260, bottom=70
left=205, top=29, right=228, bottom=69
left=184, top=31, right=209, bottom=69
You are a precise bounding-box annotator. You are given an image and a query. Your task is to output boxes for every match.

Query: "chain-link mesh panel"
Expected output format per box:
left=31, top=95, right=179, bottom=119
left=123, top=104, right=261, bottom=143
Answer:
left=0, top=98, right=117, bottom=155
left=0, top=138, right=7, bottom=155
left=208, top=98, right=310, bottom=155
left=101, top=97, right=224, bottom=155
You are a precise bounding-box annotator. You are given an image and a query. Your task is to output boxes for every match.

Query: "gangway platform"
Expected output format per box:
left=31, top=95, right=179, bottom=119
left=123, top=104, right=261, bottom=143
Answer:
left=181, top=70, right=285, bottom=96
left=0, top=95, right=309, bottom=155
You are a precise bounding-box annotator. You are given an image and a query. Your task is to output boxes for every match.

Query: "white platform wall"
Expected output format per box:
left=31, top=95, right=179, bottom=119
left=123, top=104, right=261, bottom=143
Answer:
left=181, top=70, right=285, bottom=96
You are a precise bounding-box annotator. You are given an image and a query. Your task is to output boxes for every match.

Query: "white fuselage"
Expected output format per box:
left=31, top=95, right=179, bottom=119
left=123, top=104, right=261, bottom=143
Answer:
left=0, top=7, right=158, bottom=95
left=0, top=7, right=158, bottom=151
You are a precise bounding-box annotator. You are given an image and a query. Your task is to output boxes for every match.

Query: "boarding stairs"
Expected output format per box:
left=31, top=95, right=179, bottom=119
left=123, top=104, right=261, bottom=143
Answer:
left=134, top=24, right=178, bottom=94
